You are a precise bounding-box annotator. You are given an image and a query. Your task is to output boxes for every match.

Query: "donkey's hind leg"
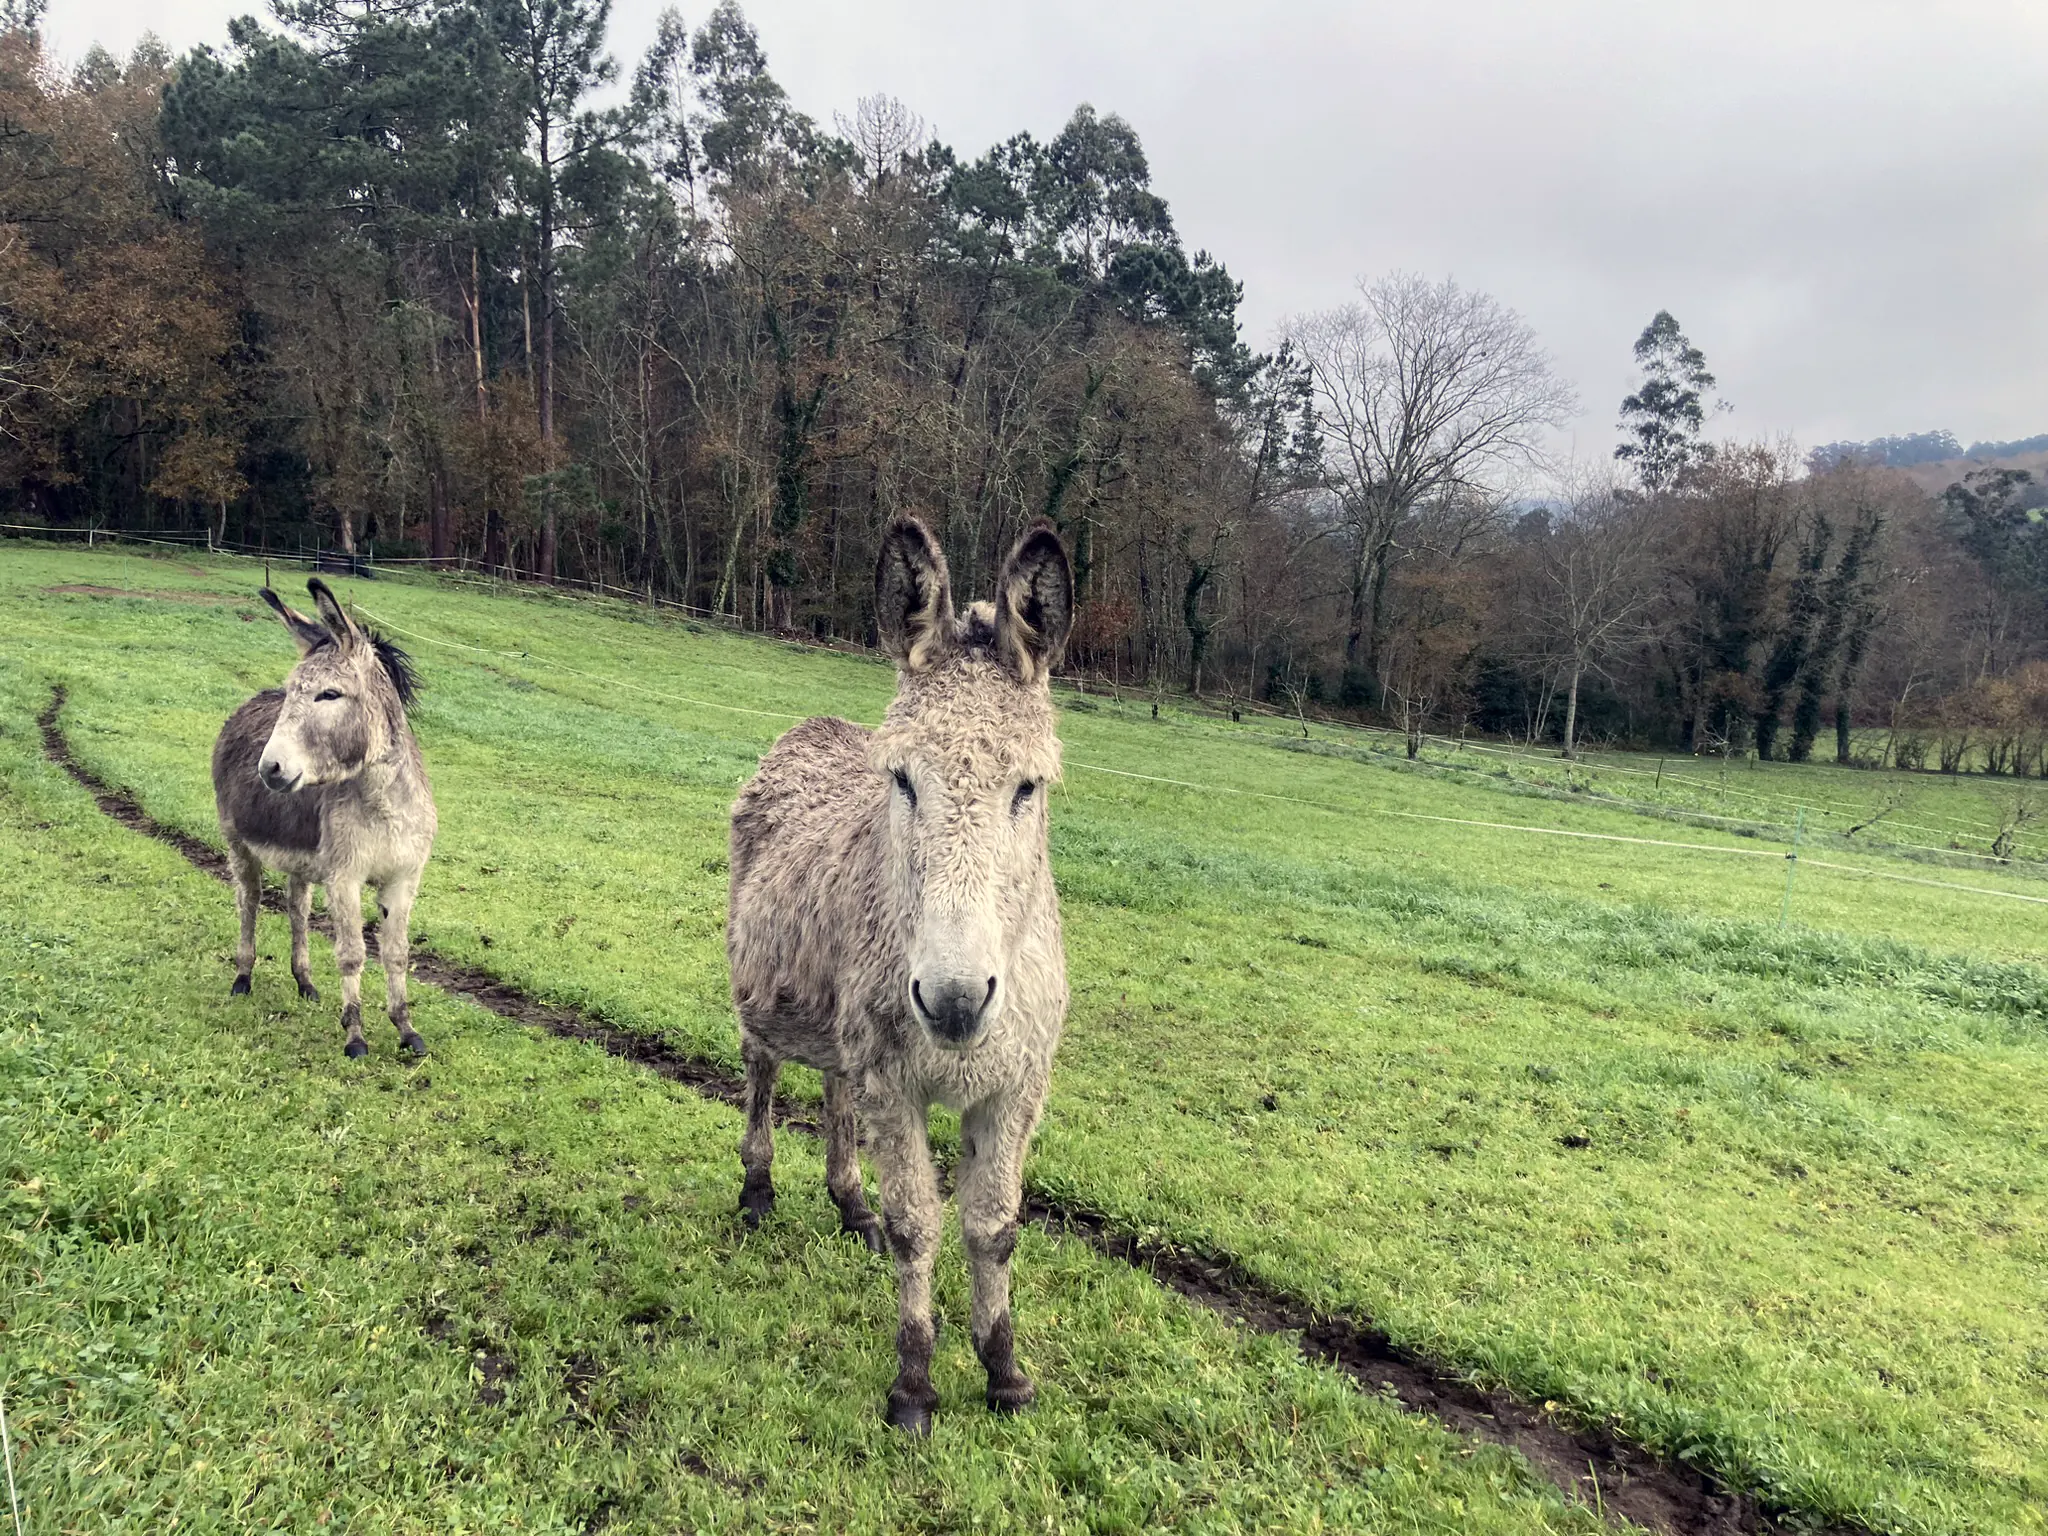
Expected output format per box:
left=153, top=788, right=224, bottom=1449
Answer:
left=286, top=875, right=319, bottom=1001
left=228, top=843, right=262, bottom=996
left=824, top=1072, right=883, bottom=1253
left=737, top=1034, right=781, bottom=1228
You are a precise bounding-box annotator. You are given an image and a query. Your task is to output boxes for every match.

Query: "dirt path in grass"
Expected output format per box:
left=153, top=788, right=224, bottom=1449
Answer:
left=37, top=684, right=1866, bottom=1536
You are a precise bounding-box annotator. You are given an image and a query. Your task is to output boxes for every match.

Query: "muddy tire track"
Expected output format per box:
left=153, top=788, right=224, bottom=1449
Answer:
left=37, top=685, right=1865, bottom=1536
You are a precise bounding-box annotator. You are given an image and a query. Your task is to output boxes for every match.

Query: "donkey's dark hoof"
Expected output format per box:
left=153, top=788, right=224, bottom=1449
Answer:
left=399, top=1030, right=428, bottom=1057
left=343, top=1038, right=369, bottom=1059
left=885, top=1391, right=936, bottom=1436
left=297, top=979, right=322, bottom=1002
left=230, top=974, right=251, bottom=997
left=986, top=1378, right=1036, bottom=1414
left=835, top=1196, right=885, bottom=1253
left=739, top=1169, right=774, bottom=1229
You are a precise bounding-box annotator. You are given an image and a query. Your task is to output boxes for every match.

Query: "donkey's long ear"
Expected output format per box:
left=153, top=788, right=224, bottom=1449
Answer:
left=260, top=588, right=329, bottom=655
left=993, top=522, right=1074, bottom=685
left=875, top=516, right=955, bottom=671
left=306, top=578, right=363, bottom=650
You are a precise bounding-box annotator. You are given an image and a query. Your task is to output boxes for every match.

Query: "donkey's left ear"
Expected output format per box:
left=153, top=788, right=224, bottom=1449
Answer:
left=260, top=588, right=329, bottom=655
left=306, top=578, right=363, bottom=650
left=994, top=522, right=1074, bottom=685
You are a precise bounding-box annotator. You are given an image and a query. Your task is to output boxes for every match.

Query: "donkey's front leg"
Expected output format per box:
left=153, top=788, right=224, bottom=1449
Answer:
left=286, top=875, right=319, bottom=1001
left=228, top=843, right=262, bottom=995
left=824, top=1071, right=883, bottom=1252
left=377, top=870, right=426, bottom=1056
left=959, top=1091, right=1041, bottom=1413
left=328, top=880, right=369, bottom=1058
left=866, top=1089, right=944, bottom=1434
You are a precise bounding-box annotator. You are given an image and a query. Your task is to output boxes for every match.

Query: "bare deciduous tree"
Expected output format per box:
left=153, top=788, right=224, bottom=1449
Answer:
left=1288, top=272, right=1576, bottom=679
left=1531, top=473, right=1655, bottom=759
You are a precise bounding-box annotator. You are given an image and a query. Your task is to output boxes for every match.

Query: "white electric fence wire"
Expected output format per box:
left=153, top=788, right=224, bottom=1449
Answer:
left=1, top=1381, right=22, bottom=1536
left=19, top=532, right=2045, bottom=846
left=353, top=608, right=2048, bottom=911
left=20, top=540, right=2045, bottom=896
left=1376, top=730, right=2010, bottom=846
left=1219, top=722, right=2022, bottom=858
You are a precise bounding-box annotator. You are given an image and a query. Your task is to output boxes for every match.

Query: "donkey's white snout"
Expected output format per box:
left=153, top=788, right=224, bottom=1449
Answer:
left=910, top=972, right=1000, bottom=1047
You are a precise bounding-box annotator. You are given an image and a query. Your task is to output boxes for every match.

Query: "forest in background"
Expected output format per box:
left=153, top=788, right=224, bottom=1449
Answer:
left=5, top=0, right=2047, bottom=771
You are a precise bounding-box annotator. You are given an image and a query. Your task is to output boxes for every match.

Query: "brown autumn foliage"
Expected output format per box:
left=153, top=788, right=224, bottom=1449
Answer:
left=7, top=2, right=2046, bottom=768
left=0, top=32, right=242, bottom=522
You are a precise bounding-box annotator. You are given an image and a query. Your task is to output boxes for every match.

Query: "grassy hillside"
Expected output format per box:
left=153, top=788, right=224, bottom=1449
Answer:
left=6, top=544, right=2048, bottom=1534
left=0, top=668, right=1597, bottom=1534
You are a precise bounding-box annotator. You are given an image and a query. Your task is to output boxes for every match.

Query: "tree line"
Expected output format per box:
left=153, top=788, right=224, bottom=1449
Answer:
left=5, top=0, right=2046, bottom=770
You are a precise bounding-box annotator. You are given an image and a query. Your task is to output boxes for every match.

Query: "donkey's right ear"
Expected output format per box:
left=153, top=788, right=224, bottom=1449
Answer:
left=260, top=588, right=329, bottom=655
left=875, top=516, right=955, bottom=671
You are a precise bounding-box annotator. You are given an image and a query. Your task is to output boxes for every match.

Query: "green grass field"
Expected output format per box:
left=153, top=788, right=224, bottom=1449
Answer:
left=1233, top=721, right=2048, bottom=870
left=5, top=543, right=2048, bottom=1534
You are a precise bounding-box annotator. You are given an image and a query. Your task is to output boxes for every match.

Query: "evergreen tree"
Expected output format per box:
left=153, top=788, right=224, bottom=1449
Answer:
left=1942, top=467, right=2048, bottom=603
left=1614, top=310, right=1721, bottom=493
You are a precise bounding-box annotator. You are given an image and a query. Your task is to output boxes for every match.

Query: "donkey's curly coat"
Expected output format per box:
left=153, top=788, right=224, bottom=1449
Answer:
left=727, top=516, right=1075, bottom=1433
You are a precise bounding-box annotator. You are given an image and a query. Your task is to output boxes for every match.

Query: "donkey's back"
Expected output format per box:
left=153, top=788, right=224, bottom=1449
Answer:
left=728, top=714, right=884, bottom=1073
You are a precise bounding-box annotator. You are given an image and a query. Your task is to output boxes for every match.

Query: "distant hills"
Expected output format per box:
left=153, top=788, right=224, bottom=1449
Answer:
left=1810, top=430, right=2048, bottom=470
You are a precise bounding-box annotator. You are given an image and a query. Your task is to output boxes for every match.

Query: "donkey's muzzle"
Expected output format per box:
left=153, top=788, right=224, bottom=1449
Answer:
left=259, top=758, right=304, bottom=793
left=911, top=974, right=998, bottom=1047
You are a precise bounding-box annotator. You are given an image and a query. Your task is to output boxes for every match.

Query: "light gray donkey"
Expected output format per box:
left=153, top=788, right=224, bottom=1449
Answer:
left=728, top=516, right=1075, bottom=1434
left=212, top=578, right=437, bottom=1059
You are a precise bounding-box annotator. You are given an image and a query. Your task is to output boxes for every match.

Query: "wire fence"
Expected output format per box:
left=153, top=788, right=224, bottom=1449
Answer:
left=14, top=525, right=2047, bottom=884
left=344, top=599, right=2048, bottom=914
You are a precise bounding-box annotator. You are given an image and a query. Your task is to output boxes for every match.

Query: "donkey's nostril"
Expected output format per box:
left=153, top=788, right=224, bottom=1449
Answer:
left=911, top=974, right=996, bottom=1042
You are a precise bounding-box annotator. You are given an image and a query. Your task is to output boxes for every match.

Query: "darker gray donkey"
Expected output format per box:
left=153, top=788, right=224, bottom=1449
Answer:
left=727, top=516, right=1075, bottom=1434
left=212, top=578, right=437, bottom=1058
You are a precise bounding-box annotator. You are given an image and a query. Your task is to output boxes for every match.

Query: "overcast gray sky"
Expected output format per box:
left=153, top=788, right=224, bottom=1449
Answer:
left=49, top=0, right=2048, bottom=455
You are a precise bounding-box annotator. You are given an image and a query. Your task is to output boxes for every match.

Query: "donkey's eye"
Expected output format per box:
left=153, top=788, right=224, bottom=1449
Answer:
left=892, top=768, right=917, bottom=809
left=1012, top=781, right=1037, bottom=815
left=315, top=689, right=345, bottom=702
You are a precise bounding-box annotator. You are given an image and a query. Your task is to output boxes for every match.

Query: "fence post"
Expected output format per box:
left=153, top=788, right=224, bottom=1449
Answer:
left=1778, top=806, right=1806, bottom=927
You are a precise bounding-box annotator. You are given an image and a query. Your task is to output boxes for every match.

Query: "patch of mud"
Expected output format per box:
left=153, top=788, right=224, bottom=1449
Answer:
left=38, top=684, right=1867, bottom=1536
left=1023, top=1202, right=1842, bottom=1536
left=473, top=1352, right=516, bottom=1406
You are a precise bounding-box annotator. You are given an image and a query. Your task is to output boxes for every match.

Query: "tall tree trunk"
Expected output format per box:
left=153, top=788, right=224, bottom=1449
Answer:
left=1563, top=662, right=1583, bottom=760
left=521, top=260, right=533, bottom=382
left=537, top=141, right=558, bottom=583
left=1344, top=537, right=1369, bottom=665
left=484, top=508, right=507, bottom=575
left=428, top=467, right=452, bottom=565
left=469, top=245, right=488, bottom=420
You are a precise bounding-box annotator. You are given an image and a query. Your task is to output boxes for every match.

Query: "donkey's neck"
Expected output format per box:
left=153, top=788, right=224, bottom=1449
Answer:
left=345, top=723, right=421, bottom=812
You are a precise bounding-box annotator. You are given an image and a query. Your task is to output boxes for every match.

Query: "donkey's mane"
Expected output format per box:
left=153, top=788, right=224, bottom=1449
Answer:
left=368, top=631, right=421, bottom=709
